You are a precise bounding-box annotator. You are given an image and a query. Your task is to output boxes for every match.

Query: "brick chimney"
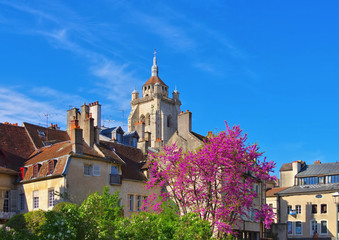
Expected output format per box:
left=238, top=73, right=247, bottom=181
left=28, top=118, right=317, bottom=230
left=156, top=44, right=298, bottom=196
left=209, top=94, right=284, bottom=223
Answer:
left=89, top=101, right=102, bottom=129
left=71, top=119, right=83, bottom=154
left=83, top=115, right=95, bottom=147
left=177, top=110, right=192, bottom=138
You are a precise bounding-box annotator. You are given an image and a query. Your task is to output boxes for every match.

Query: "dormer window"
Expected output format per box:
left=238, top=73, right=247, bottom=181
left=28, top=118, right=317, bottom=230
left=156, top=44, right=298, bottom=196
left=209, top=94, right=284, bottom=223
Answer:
left=38, top=130, right=45, bottom=137
left=33, top=164, right=41, bottom=178
left=48, top=160, right=56, bottom=175
left=117, top=133, right=122, bottom=143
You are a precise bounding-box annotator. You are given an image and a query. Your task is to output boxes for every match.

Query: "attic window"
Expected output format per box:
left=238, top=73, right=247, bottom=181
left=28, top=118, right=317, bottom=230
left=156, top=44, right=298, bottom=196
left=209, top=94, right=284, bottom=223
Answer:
left=38, top=130, right=45, bottom=137
left=48, top=160, right=56, bottom=175
left=33, top=164, right=41, bottom=178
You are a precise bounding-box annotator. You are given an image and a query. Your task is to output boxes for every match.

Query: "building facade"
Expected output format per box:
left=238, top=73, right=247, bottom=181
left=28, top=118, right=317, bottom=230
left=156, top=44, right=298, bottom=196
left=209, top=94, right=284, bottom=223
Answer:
left=128, top=53, right=181, bottom=151
left=269, top=160, right=339, bottom=240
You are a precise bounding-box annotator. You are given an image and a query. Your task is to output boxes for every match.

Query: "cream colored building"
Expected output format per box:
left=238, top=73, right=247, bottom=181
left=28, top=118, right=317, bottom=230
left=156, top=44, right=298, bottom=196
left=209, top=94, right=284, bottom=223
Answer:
left=269, top=160, right=339, bottom=240
left=0, top=101, right=158, bottom=220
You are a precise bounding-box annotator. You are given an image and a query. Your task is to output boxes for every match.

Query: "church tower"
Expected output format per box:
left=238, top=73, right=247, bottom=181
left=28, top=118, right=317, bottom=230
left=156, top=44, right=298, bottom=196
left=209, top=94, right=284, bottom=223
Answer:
left=128, top=52, right=181, bottom=151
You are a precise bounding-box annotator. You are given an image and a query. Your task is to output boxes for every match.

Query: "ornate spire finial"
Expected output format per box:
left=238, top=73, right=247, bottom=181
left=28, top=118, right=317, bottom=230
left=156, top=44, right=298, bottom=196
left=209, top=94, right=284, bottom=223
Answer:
left=152, top=49, right=158, bottom=77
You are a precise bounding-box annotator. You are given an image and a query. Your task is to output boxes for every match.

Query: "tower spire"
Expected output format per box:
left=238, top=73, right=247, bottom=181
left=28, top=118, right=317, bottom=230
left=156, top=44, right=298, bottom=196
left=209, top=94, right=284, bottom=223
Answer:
left=152, top=49, right=158, bottom=77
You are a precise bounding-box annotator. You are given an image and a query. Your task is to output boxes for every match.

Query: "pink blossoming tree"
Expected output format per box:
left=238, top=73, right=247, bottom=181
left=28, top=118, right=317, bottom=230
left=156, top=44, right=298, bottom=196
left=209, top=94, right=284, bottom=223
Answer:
left=144, top=123, right=276, bottom=237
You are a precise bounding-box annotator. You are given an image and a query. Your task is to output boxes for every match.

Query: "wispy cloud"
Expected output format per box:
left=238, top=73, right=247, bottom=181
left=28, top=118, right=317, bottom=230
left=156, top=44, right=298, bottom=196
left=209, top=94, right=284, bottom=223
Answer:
left=0, top=87, right=66, bottom=127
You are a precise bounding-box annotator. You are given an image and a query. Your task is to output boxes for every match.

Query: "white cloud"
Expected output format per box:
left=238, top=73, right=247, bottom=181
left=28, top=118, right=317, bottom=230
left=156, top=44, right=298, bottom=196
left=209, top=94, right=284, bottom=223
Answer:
left=0, top=87, right=66, bottom=127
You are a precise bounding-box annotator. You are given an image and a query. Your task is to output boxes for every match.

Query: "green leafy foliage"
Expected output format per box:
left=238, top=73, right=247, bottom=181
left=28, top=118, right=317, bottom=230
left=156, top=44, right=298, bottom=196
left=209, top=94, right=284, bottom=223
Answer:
left=114, top=202, right=212, bottom=240
left=1, top=187, right=217, bottom=239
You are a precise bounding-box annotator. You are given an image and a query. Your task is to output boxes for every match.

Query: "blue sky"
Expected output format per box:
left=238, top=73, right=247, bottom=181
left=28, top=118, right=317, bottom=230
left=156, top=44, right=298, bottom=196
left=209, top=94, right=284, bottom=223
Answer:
left=0, top=0, right=339, bottom=176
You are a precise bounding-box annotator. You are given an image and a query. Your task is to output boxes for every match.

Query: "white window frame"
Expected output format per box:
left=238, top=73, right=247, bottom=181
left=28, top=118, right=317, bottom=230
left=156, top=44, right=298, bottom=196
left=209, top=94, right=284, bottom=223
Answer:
left=310, top=220, right=317, bottom=236
left=92, top=165, right=101, bottom=176
left=320, top=220, right=328, bottom=235
left=296, top=205, right=301, bottom=214
left=84, top=165, right=91, bottom=176
left=33, top=191, right=39, bottom=209
left=295, top=221, right=302, bottom=235
left=48, top=189, right=55, bottom=207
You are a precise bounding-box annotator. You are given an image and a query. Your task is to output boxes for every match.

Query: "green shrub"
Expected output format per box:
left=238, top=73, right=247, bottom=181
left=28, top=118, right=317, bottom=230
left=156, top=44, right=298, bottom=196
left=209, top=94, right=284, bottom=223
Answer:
left=4, top=214, right=26, bottom=232
left=24, top=210, right=46, bottom=235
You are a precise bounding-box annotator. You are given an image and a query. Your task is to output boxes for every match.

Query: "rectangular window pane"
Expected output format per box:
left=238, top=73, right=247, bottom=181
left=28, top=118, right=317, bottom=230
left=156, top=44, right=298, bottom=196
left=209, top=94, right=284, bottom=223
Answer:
left=321, top=221, right=327, bottom=234
left=288, top=222, right=293, bottom=234
left=92, top=165, right=101, bottom=176
left=287, top=205, right=292, bottom=214
left=84, top=165, right=91, bottom=176
left=111, top=166, right=119, bottom=174
left=296, top=221, right=302, bottom=234
left=296, top=205, right=301, bottom=214
left=137, top=196, right=141, bottom=211
left=20, top=193, right=25, bottom=211
left=311, top=220, right=317, bottom=235
left=48, top=190, right=55, bottom=207
left=321, top=204, right=327, bottom=214
left=129, top=195, right=134, bottom=211
left=312, top=204, right=317, bottom=214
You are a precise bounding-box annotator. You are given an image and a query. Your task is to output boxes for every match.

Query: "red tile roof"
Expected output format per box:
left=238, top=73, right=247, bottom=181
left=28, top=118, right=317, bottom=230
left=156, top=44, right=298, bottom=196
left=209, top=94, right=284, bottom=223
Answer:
left=144, top=76, right=167, bottom=87
left=105, top=142, right=147, bottom=182
left=0, top=123, right=35, bottom=171
left=266, top=187, right=289, bottom=197
left=23, top=122, right=70, bottom=149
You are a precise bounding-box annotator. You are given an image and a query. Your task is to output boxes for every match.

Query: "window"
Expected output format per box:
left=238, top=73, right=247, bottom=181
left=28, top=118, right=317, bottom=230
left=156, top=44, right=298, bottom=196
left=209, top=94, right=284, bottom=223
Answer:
left=312, top=204, right=317, bottom=214
left=321, top=204, right=327, bottom=214
left=48, top=190, right=55, bottom=207
left=92, top=165, right=101, bottom=176
left=33, top=191, right=39, bottom=209
left=33, top=164, right=39, bottom=178
left=19, top=193, right=25, bottom=211
left=38, top=130, right=45, bottom=137
left=310, top=220, right=317, bottom=235
left=129, top=195, right=134, bottom=211
left=48, top=160, right=55, bottom=175
left=117, top=133, right=122, bottom=143
left=111, top=166, right=119, bottom=174
left=137, top=196, right=142, bottom=211
left=295, top=221, right=302, bottom=235
left=84, top=165, right=91, bottom=176
left=287, top=205, right=292, bottom=214
left=255, top=184, right=260, bottom=194
left=3, top=191, right=9, bottom=212
left=132, top=137, right=137, bottom=147
left=167, top=116, right=171, bottom=128
left=319, top=176, right=324, bottom=184
left=320, top=220, right=328, bottom=234
left=287, top=221, right=293, bottom=235
left=296, top=205, right=301, bottom=214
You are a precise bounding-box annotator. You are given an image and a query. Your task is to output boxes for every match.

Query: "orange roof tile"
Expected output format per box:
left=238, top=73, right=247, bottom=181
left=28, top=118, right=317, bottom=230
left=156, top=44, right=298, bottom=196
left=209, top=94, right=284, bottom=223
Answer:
left=144, top=76, right=167, bottom=87
left=266, top=187, right=289, bottom=197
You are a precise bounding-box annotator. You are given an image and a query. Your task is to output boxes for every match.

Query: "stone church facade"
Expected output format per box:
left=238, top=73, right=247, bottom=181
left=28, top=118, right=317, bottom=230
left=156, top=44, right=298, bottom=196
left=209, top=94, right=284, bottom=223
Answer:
left=128, top=53, right=181, bottom=151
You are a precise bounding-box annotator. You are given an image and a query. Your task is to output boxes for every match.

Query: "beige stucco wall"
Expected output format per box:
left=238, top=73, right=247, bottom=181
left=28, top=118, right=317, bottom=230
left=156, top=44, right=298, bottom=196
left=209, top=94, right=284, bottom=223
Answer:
left=166, top=131, right=202, bottom=152
left=66, top=156, right=121, bottom=205
left=22, top=177, right=65, bottom=212
left=280, top=171, right=295, bottom=188
left=281, top=192, right=337, bottom=239
left=266, top=196, right=278, bottom=223
left=119, top=179, right=160, bottom=217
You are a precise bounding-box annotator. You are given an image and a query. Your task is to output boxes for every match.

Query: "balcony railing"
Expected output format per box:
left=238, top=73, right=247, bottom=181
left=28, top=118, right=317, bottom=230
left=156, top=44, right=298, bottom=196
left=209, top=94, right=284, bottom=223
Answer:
left=110, top=174, right=121, bottom=185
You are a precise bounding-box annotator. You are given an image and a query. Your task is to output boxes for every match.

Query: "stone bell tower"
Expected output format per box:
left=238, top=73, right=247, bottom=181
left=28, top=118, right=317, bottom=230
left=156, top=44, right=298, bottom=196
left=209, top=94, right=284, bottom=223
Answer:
left=128, top=52, right=181, bottom=151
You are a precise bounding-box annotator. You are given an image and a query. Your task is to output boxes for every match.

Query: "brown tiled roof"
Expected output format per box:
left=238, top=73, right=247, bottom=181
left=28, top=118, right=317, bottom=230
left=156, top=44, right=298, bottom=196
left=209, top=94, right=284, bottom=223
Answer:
left=23, top=122, right=70, bottom=149
left=26, top=141, right=72, bottom=165
left=98, top=141, right=125, bottom=164
left=191, top=131, right=206, bottom=142
left=0, top=123, right=35, bottom=171
left=144, top=76, right=167, bottom=87
left=280, top=163, right=292, bottom=171
left=266, top=187, right=289, bottom=197
left=108, top=142, right=147, bottom=182
left=23, top=155, right=68, bottom=181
